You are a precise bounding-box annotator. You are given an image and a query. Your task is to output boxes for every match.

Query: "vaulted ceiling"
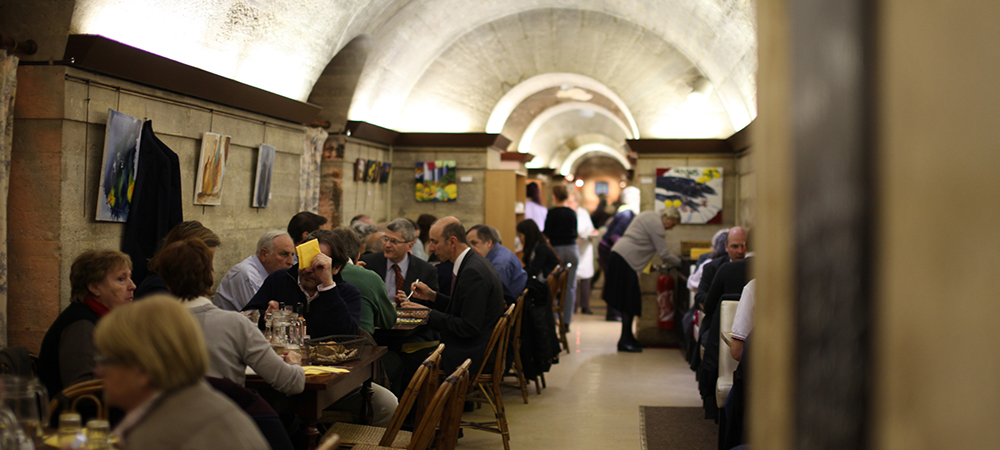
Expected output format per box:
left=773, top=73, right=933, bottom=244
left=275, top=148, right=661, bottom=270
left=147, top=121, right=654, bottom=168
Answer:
left=68, top=0, right=757, bottom=171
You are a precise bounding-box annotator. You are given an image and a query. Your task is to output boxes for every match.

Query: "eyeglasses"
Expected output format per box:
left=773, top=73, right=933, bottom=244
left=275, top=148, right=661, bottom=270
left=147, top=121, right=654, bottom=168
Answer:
left=380, top=236, right=411, bottom=246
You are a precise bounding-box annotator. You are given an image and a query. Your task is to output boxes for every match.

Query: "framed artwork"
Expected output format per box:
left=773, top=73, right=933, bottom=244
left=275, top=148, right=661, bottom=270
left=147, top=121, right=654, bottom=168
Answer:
left=594, top=181, right=609, bottom=195
left=253, top=144, right=275, bottom=208
left=366, top=159, right=379, bottom=182
left=415, top=160, right=457, bottom=202
left=96, top=109, right=143, bottom=222
left=380, top=162, right=391, bottom=183
left=354, top=158, right=366, bottom=181
left=655, top=167, right=723, bottom=224
left=194, top=132, right=231, bottom=205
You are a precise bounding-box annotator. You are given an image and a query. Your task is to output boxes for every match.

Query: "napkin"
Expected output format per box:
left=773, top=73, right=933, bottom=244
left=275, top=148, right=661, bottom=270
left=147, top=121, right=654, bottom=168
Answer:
left=297, top=239, right=321, bottom=270
left=303, top=366, right=350, bottom=376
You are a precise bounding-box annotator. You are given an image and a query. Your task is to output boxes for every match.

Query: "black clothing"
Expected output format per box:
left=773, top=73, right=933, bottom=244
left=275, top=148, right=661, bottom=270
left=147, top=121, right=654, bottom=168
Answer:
left=698, top=257, right=751, bottom=420
left=243, top=266, right=361, bottom=338
left=543, top=207, right=578, bottom=246
left=122, top=121, right=183, bottom=285
left=602, top=251, right=643, bottom=316
left=524, top=243, right=560, bottom=279
left=695, top=254, right=730, bottom=308
left=134, top=273, right=169, bottom=299
left=38, top=302, right=99, bottom=396
left=426, top=251, right=506, bottom=372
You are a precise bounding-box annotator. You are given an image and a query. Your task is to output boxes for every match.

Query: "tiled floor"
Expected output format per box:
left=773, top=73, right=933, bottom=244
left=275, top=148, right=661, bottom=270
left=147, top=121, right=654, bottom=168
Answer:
left=456, top=301, right=704, bottom=449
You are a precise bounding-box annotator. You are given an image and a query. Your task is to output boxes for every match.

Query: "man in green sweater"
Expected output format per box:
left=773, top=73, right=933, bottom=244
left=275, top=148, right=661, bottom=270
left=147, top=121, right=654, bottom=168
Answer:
left=332, top=227, right=397, bottom=334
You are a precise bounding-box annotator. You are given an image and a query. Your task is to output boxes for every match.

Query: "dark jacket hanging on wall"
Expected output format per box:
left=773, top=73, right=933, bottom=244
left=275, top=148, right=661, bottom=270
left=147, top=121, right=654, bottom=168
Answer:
left=122, top=121, right=183, bottom=285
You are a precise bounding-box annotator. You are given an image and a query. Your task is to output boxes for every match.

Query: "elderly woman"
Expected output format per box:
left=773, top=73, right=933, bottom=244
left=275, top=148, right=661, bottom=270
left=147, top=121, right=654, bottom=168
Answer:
left=38, top=250, right=135, bottom=397
left=148, top=238, right=305, bottom=395
left=94, top=296, right=268, bottom=449
left=603, top=208, right=683, bottom=353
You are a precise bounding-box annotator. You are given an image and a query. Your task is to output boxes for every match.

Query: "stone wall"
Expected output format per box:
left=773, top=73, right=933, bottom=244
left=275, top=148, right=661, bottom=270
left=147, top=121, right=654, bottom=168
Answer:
left=11, top=66, right=305, bottom=351
left=631, top=153, right=742, bottom=346
left=388, top=147, right=498, bottom=226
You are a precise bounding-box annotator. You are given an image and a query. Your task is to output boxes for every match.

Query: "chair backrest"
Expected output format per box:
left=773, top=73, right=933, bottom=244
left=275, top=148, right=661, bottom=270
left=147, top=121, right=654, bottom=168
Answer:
left=380, top=343, right=445, bottom=446
left=552, top=266, right=570, bottom=311
left=510, top=290, right=528, bottom=339
left=716, top=300, right=740, bottom=408
left=0, top=346, right=33, bottom=377
left=546, top=266, right=566, bottom=304
left=434, top=359, right=472, bottom=450
left=470, top=303, right=514, bottom=382
left=408, top=359, right=470, bottom=450
left=47, top=379, right=107, bottom=424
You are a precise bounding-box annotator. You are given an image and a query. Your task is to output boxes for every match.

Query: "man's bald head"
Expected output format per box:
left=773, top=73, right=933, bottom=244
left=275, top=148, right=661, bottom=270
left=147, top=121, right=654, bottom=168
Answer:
left=428, top=216, right=467, bottom=263
left=726, top=226, right=748, bottom=261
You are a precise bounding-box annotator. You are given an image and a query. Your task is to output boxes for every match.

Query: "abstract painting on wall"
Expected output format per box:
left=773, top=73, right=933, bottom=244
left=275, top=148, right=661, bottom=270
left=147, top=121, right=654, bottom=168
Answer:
left=96, top=109, right=143, bottom=222
left=415, top=160, right=457, bottom=202
left=194, top=132, right=231, bottom=205
left=366, top=160, right=379, bottom=182
left=354, top=158, right=366, bottom=181
left=253, top=144, right=275, bottom=208
left=655, top=167, right=723, bottom=224
left=380, top=163, right=391, bottom=183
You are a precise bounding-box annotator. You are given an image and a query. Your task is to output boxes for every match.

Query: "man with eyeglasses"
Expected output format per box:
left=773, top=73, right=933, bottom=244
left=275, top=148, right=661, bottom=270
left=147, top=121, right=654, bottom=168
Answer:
left=213, top=230, right=295, bottom=311
left=360, top=218, right=439, bottom=304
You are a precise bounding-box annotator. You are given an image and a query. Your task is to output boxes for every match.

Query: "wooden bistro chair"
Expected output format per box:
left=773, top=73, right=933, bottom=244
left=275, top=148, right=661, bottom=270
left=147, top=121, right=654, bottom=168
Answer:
left=462, top=303, right=515, bottom=450
left=322, top=344, right=445, bottom=448
left=547, top=265, right=571, bottom=353
left=501, top=290, right=532, bottom=403
left=350, top=359, right=470, bottom=450
left=48, top=379, right=107, bottom=424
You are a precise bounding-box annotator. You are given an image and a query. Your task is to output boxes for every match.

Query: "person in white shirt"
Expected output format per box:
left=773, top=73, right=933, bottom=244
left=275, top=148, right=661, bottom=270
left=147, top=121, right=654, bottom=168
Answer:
left=213, top=230, right=295, bottom=311
left=730, top=279, right=756, bottom=361
left=566, top=190, right=597, bottom=314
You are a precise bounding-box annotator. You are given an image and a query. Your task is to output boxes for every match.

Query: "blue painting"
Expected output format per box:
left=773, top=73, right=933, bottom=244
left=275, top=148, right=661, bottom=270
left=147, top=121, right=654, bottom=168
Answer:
left=655, top=167, right=723, bottom=224
left=96, top=109, right=142, bottom=222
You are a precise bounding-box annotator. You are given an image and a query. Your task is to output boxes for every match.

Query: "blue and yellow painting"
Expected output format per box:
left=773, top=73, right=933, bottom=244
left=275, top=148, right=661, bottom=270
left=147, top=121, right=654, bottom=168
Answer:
left=655, top=167, right=723, bottom=224
left=97, top=109, right=142, bottom=222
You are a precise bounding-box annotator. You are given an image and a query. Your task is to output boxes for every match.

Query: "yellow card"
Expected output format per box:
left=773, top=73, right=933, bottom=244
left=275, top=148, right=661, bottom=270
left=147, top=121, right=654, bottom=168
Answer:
left=297, top=239, right=321, bottom=270
left=303, top=366, right=349, bottom=375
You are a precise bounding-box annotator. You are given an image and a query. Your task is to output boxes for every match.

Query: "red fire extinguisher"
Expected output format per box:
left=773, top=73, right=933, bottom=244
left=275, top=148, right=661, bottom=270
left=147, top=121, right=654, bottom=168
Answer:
left=656, top=265, right=675, bottom=329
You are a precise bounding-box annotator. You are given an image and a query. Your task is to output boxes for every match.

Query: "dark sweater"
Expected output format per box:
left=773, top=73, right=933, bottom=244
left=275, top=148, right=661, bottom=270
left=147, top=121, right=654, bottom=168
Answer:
left=243, top=266, right=361, bottom=338
left=543, top=206, right=578, bottom=246
left=38, top=302, right=100, bottom=396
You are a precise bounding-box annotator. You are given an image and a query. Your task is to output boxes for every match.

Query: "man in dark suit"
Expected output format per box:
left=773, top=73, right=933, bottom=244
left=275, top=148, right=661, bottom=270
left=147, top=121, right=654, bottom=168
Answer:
left=698, top=253, right=752, bottom=421
left=403, top=217, right=506, bottom=372
left=360, top=218, right=439, bottom=303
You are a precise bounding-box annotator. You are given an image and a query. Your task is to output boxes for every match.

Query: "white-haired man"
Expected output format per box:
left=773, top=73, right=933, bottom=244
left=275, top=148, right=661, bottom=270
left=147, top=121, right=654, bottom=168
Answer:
left=213, top=230, right=294, bottom=311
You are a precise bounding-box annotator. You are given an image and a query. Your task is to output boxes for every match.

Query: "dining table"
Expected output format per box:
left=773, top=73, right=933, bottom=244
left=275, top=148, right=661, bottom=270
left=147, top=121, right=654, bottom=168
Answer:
left=246, top=345, right=387, bottom=449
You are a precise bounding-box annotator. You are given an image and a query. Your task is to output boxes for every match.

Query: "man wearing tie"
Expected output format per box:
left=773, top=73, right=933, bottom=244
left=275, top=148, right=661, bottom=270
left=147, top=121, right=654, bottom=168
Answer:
left=403, top=217, right=506, bottom=372
left=360, top=218, right=439, bottom=301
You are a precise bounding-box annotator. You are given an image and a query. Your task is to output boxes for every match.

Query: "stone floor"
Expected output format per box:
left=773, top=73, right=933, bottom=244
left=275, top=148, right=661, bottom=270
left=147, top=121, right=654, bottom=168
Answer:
left=455, top=299, right=705, bottom=449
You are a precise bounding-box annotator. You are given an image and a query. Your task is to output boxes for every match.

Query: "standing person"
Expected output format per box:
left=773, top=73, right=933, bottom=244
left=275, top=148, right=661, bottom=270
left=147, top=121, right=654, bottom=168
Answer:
left=525, top=183, right=547, bottom=231
left=597, top=186, right=640, bottom=321
left=566, top=190, right=597, bottom=314
left=544, top=185, right=579, bottom=329
left=603, top=208, right=682, bottom=352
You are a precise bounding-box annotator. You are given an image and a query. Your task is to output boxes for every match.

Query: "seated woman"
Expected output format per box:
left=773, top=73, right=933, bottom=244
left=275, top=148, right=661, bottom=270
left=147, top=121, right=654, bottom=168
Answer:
left=38, top=250, right=135, bottom=397
left=517, top=219, right=562, bottom=279
left=94, top=296, right=268, bottom=449
left=148, top=238, right=305, bottom=395
left=134, top=221, right=221, bottom=298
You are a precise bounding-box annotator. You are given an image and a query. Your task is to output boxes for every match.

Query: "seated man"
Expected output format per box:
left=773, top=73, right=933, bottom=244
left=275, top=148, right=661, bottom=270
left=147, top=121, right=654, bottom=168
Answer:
left=467, top=224, right=527, bottom=304
left=360, top=218, right=438, bottom=303
left=730, top=279, right=756, bottom=361
left=214, top=230, right=295, bottom=311
left=331, top=227, right=397, bottom=334
left=243, top=230, right=361, bottom=338
left=403, top=217, right=506, bottom=372
left=287, top=211, right=327, bottom=245
left=242, top=230, right=398, bottom=426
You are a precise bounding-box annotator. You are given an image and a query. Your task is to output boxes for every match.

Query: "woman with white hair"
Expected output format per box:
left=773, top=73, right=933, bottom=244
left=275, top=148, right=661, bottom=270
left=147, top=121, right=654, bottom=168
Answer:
left=602, top=207, right=683, bottom=352
left=94, top=296, right=268, bottom=449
